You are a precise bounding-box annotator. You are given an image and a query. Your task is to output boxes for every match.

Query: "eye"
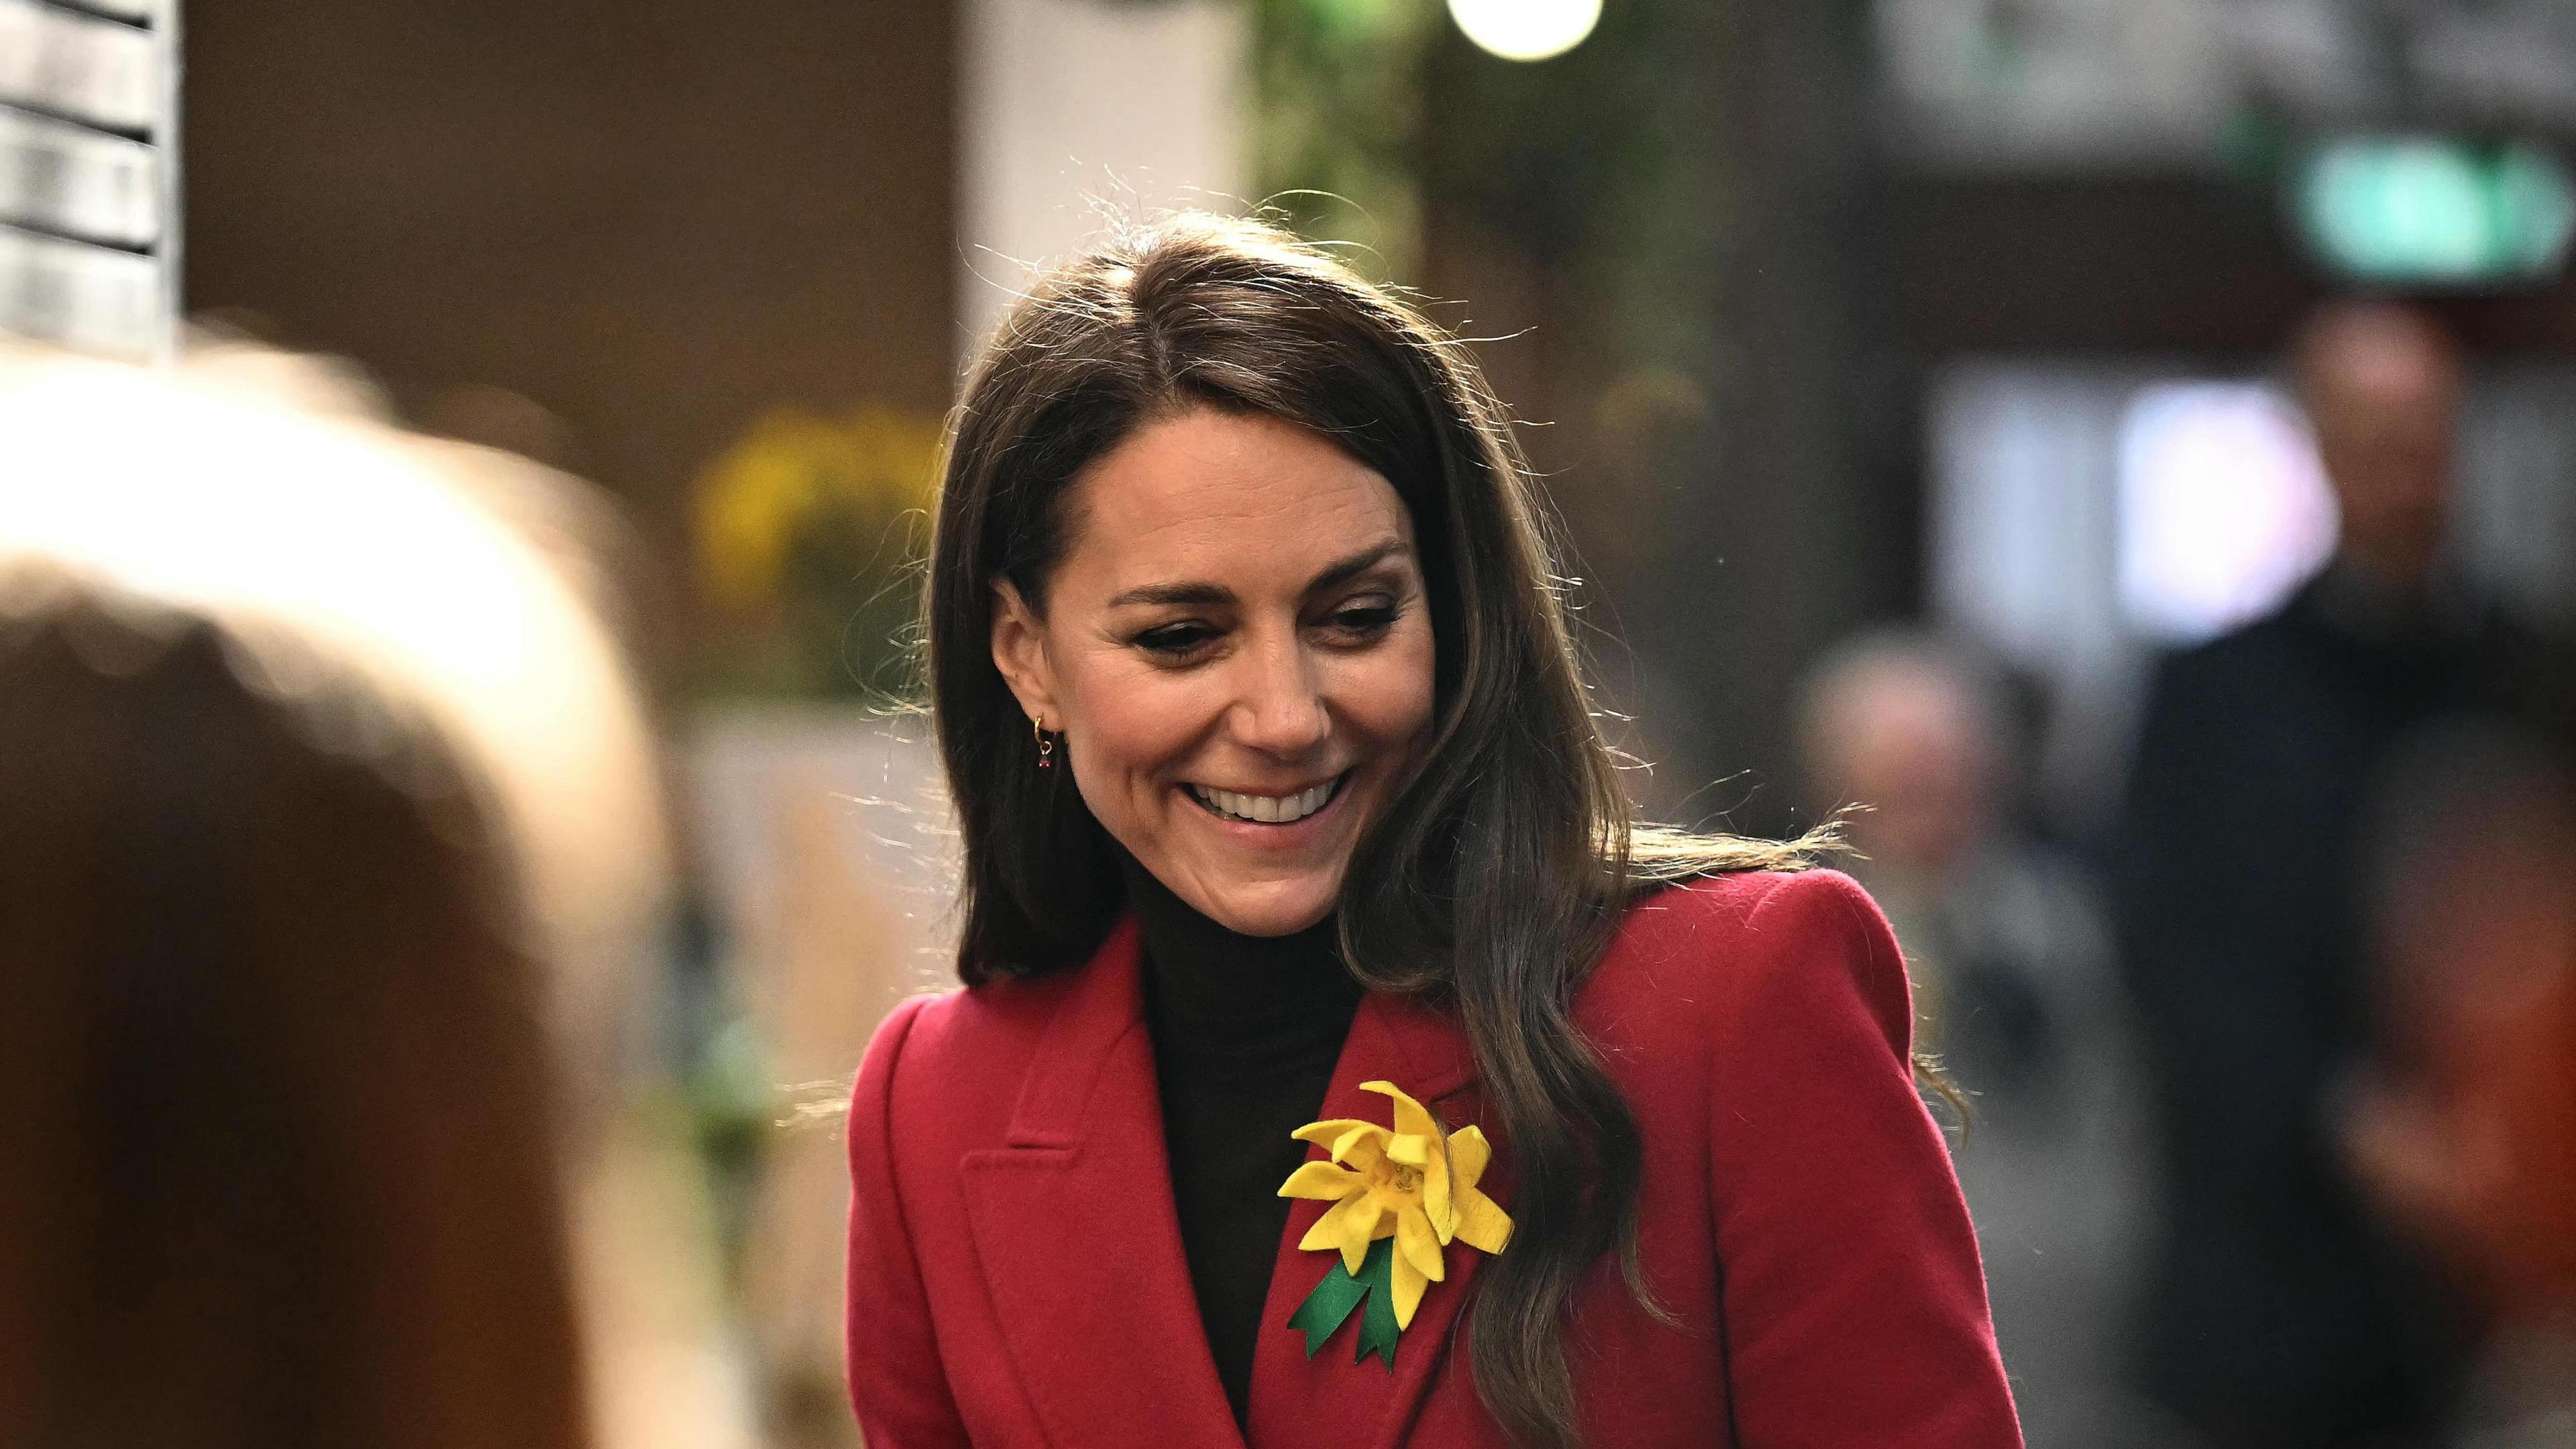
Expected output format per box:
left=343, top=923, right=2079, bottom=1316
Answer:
left=1132, top=620, right=1220, bottom=660
left=1320, top=599, right=1401, bottom=641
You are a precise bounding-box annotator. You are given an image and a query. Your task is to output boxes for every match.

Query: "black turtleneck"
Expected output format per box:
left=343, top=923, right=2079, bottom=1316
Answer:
left=1122, top=855, right=1362, bottom=1428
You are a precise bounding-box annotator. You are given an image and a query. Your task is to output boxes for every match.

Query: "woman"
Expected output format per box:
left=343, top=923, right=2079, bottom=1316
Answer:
left=845, top=215, right=2021, bottom=1448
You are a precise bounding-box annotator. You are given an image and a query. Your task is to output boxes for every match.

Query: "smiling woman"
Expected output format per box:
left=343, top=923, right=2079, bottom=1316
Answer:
left=988, top=409, right=1435, bottom=937
left=843, top=213, right=2025, bottom=1449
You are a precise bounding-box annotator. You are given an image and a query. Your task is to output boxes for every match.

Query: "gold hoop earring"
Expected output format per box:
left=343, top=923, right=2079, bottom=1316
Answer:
left=1034, top=717, right=1055, bottom=769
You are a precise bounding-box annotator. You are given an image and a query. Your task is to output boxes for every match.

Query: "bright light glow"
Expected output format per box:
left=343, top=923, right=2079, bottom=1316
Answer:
left=1447, top=0, right=1601, bottom=61
left=0, top=342, right=668, bottom=1037
left=2298, top=137, right=2576, bottom=286
left=2118, top=382, right=2339, bottom=643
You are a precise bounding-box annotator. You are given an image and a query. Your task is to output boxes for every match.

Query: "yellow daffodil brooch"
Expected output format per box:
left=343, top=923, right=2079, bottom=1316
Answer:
left=1277, top=1080, right=1512, bottom=1368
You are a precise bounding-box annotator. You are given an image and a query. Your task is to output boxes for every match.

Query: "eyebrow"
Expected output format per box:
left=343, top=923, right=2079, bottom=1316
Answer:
left=1105, top=539, right=1409, bottom=610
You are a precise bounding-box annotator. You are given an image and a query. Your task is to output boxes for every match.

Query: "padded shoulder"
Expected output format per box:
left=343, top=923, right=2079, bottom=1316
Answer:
left=1581, top=867, right=1916, bottom=1073
left=851, top=966, right=1089, bottom=1150
left=893, top=963, right=1077, bottom=1057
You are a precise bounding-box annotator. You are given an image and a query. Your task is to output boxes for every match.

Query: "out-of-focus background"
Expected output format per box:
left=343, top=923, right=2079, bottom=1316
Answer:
left=7, top=1, right=2576, bottom=1446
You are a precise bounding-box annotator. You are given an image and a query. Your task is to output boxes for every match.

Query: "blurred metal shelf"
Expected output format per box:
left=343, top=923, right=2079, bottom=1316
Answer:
left=32, top=0, right=156, bottom=29
left=0, top=108, right=160, bottom=248
left=0, top=219, right=160, bottom=356
left=0, top=0, right=158, bottom=135
left=0, top=0, right=171, bottom=359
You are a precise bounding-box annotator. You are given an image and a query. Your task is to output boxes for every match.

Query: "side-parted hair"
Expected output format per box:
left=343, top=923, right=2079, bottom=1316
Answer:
left=926, top=213, right=1817, bottom=1448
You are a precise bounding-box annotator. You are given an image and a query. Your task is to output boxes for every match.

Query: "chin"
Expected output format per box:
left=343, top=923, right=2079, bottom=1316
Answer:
left=1191, top=876, right=1341, bottom=938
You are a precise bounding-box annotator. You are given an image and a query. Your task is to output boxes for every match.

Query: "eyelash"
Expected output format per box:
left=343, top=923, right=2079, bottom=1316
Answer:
left=1134, top=622, right=1218, bottom=659
left=1328, top=602, right=1401, bottom=637
left=1130, top=601, right=1403, bottom=661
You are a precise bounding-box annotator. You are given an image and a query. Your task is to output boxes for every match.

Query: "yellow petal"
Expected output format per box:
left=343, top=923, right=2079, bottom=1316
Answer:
left=1447, top=1125, right=1493, bottom=1192
left=1292, top=1120, right=1387, bottom=1165
left=1361, top=1080, right=1442, bottom=1142
left=1386, top=1134, right=1430, bottom=1166
left=1278, top=1160, right=1364, bottom=1201
left=1423, top=1137, right=1455, bottom=1243
left=1297, top=1212, right=1338, bottom=1256
left=1389, top=1238, right=1430, bottom=1330
left=1368, top=1190, right=1401, bottom=1239
left=1301, top=1192, right=1383, bottom=1274
left=1396, top=1205, right=1446, bottom=1287
left=1331, top=1126, right=1385, bottom=1171
left=1452, top=1185, right=1513, bottom=1256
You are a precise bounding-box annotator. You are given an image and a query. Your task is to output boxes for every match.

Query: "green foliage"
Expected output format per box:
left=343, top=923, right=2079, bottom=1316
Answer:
left=1250, top=0, right=1446, bottom=282
left=1421, top=0, right=1735, bottom=375
left=1252, top=0, right=1737, bottom=376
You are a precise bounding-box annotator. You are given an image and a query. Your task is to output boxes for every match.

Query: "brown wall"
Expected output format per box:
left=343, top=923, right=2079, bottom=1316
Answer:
left=182, top=0, right=957, bottom=644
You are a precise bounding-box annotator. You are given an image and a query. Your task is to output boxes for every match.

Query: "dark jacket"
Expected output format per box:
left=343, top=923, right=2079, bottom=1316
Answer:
left=2115, top=566, right=2473, bottom=1446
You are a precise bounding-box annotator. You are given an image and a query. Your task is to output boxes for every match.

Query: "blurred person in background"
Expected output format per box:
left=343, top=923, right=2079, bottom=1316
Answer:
left=2343, top=721, right=2576, bottom=1449
left=1799, top=630, right=2150, bottom=1449
left=0, top=345, right=743, bottom=1449
left=2114, top=301, right=2480, bottom=1448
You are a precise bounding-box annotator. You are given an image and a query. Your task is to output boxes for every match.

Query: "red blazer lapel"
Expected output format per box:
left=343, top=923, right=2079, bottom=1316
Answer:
left=959, top=918, right=1246, bottom=1449
left=1248, top=991, right=1503, bottom=1449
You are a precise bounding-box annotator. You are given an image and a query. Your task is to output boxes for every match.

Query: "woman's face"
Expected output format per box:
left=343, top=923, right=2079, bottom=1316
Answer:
left=991, top=408, right=1437, bottom=937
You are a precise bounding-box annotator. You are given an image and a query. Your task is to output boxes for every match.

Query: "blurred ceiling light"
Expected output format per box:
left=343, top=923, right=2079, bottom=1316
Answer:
left=1447, top=0, right=1600, bottom=61
left=2118, top=382, right=2339, bottom=644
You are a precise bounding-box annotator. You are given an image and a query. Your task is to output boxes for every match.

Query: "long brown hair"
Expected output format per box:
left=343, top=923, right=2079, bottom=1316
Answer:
left=0, top=598, right=589, bottom=1449
left=926, top=213, right=1814, bottom=1448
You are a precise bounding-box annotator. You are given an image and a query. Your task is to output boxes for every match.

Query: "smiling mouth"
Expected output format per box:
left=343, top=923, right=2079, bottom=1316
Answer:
left=1187, top=773, right=1347, bottom=825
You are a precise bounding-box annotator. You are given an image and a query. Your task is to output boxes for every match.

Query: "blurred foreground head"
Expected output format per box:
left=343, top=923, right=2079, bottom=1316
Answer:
left=2292, top=301, right=2464, bottom=594
left=0, top=344, right=667, bottom=1449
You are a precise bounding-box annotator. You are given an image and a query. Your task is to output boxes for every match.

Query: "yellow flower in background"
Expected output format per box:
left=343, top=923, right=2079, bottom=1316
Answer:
left=1279, top=1080, right=1512, bottom=1331
left=693, top=403, right=941, bottom=612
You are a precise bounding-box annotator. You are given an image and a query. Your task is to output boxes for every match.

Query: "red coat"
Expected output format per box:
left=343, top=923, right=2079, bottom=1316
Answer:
left=845, top=869, right=2024, bottom=1448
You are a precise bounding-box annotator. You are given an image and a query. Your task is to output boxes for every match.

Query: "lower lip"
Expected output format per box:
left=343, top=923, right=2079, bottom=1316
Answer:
left=1181, top=775, right=1351, bottom=847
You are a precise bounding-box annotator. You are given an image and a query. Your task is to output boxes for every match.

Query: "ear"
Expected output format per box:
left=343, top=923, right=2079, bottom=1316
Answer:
left=989, top=580, right=1063, bottom=729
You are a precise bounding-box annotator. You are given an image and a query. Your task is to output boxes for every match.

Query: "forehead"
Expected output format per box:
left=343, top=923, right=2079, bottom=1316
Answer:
left=1057, top=409, right=1414, bottom=591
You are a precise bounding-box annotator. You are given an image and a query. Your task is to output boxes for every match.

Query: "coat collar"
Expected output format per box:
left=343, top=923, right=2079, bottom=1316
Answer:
left=1248, top=987, right=1498, bottom=1449
left=961, top=914, right=1495, bottom=1448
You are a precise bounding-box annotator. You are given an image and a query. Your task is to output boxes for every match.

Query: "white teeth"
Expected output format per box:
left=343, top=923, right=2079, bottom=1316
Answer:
left=1192, top=778, right=1338, bottom=824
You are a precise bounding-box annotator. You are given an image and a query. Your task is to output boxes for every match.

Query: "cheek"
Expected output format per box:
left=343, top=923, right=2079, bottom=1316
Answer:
left=1342, top=626, right=1437, bottom=750
left=1061, top=660, right=1210, bottom=788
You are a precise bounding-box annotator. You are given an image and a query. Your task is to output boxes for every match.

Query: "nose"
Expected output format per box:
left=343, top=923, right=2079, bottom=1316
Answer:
left=1226, top=631, right=1331, bottom=758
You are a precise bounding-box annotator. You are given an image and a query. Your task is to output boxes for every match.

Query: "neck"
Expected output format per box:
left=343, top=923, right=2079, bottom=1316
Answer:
left=1118, top=854, right=1359, bottom=1054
